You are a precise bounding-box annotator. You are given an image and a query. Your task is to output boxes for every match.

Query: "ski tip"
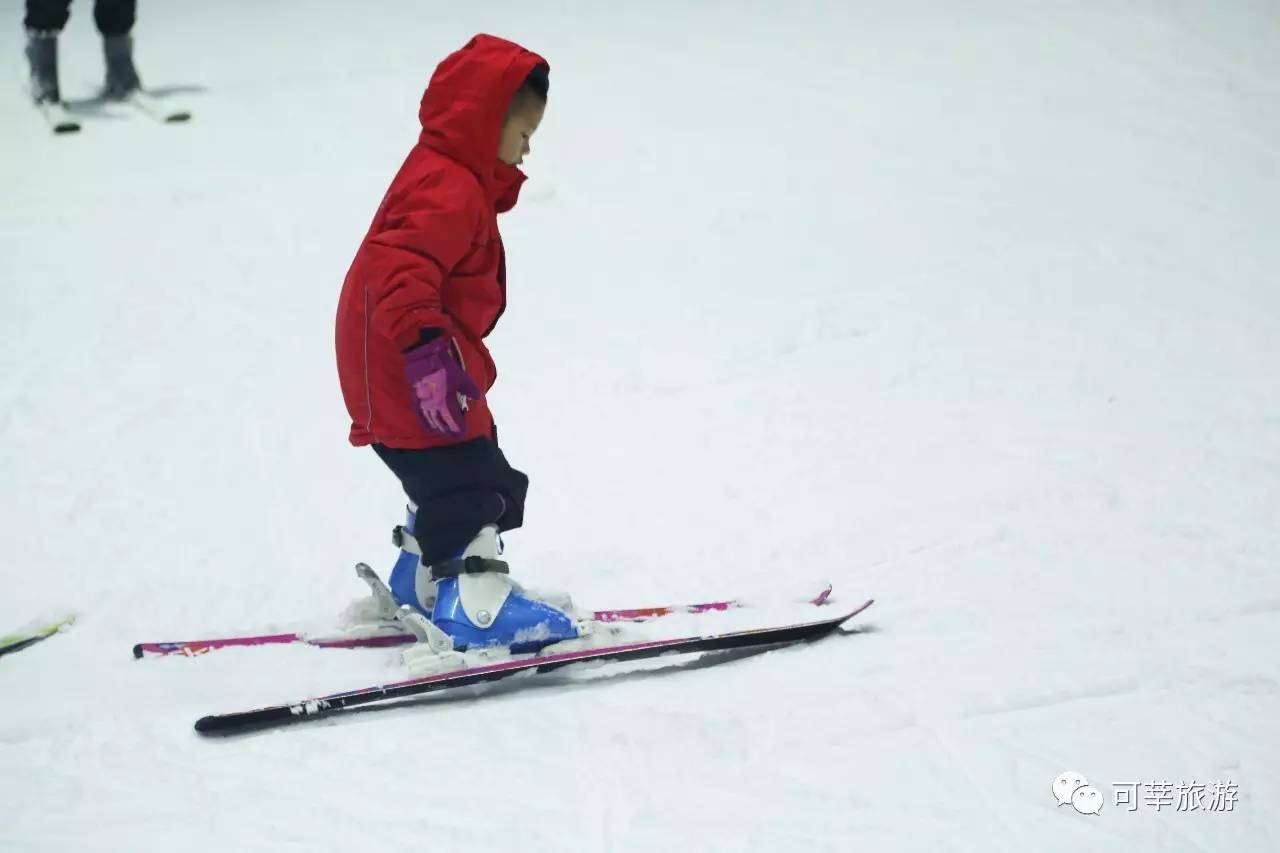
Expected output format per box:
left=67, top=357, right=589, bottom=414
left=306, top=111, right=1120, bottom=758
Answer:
left=131, top=643, right=144, bottom=659
left=194, top=713, right=248, bottom=735
left=164, top=111, right=192, bottom=124
left=194, top=704, right=300, bottom=736
left=194, top=715, right=238, bottom=736
left=838, top=598, right=875, bottom=624
left=41, top=613, right=78, bottom=632
left=38, top=100, right=82, bottom=133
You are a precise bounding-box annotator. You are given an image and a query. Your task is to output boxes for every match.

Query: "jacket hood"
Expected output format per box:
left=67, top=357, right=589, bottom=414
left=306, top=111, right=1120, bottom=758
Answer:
left=418, top=34, right=548, bottom=200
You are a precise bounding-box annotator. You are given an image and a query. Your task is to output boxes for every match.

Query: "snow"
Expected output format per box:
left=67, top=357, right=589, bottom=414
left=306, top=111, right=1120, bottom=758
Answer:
left=2, top=0, right=1278, bottom=850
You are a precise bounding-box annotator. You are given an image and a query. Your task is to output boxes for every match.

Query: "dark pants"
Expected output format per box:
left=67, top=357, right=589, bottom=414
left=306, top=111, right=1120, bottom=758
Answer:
left=25, top=0, right=136, bottom=36
left=374, top=438, right=529, bottom=565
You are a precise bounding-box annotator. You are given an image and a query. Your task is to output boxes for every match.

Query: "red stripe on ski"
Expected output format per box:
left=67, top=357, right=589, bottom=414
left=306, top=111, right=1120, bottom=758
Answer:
left=194, top=599, right=873, bottom=735
left=132, top=632, right=413, bottom=658
left=132, top=583, right=833, bottom=659
left=594, top=584, right=832, bottom=623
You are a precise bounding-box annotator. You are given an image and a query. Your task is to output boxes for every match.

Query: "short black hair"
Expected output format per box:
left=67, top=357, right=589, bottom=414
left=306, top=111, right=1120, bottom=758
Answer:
left=523, top=64, right=549, bottom=101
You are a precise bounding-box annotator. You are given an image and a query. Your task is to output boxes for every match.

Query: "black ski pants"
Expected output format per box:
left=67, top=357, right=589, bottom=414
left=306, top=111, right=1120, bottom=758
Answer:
left=25, top=0, right=135, bottom=36
left=374, top=438, right=530, bottom=566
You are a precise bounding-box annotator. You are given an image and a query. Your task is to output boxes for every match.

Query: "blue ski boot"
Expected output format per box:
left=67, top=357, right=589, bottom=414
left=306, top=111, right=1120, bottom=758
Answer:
left=388, top=510, right=579, bottom=654
left=387, top=503, right=428, bottom=613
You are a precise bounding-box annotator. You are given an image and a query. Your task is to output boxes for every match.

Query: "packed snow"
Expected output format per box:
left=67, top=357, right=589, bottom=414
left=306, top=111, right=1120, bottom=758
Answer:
left=2, top=1, right=1277, bottom=851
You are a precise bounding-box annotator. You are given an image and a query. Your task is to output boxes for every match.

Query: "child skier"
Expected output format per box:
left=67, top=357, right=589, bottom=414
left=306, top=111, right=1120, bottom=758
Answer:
left=23, top=0, right=143, bottom=103
left=335, top=34, right=578, bottom=652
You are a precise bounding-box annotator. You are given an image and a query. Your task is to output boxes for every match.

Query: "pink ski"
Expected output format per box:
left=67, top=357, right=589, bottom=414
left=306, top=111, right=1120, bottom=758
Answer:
left=132, top=584, right=833, bottom=659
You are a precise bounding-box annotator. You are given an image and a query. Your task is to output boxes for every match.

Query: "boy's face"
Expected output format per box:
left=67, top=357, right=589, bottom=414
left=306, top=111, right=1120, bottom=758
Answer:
left=498, top=97, right=545, bottom=167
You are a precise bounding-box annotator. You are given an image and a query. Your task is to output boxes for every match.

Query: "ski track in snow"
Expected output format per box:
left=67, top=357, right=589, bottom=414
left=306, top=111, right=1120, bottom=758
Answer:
left=2, top=1, right=1279, bottom=851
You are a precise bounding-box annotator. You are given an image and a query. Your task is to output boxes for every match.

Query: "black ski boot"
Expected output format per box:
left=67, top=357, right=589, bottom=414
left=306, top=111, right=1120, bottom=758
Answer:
left=102, top=34, right=142, bottom=100
left=25, top=30, right=60, bottom=104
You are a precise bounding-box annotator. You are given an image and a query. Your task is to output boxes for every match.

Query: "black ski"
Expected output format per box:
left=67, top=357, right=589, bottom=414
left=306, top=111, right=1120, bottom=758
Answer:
left=125, top=91, right=191, bottom=123
left=37, top=101, right=80, bottom=134
left=195, top=601, right=873, bottom=736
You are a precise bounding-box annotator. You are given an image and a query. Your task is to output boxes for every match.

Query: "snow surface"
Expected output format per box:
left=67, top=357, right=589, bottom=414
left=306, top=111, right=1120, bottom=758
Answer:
left=2, top=1, right=1279, bottom=851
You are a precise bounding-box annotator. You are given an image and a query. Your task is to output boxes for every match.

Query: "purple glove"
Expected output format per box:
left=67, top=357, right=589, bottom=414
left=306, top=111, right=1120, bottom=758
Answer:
left=403, top=336, right=482, bottom=439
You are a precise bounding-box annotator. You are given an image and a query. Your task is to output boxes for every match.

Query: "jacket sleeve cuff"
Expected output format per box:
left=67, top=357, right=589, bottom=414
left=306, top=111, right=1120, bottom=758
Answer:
left=390, top=310, right=449, bottom=351
left=401, top=327, right=445, bottom=353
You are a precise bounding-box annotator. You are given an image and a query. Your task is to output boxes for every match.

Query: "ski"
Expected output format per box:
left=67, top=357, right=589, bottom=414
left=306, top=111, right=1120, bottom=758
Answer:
left=0, top=613, right=76, bottom=657
left=125, top=91, right=191, bottom=123
left=133, top=583, right=833, bottom=659
left=37, top=101, right=80, bottom=134
left=194, top=600, right=873, bottom=735
left=133, top=629, right=411, bottom=658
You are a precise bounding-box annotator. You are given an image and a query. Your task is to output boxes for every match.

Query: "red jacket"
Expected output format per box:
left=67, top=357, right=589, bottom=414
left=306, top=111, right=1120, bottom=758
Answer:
left=336, top=35, right=547, bottom=448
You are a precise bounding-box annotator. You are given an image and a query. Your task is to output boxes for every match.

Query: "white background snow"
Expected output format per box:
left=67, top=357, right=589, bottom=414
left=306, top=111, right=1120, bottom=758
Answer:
left=2, top=1, right=1278, bottom=850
